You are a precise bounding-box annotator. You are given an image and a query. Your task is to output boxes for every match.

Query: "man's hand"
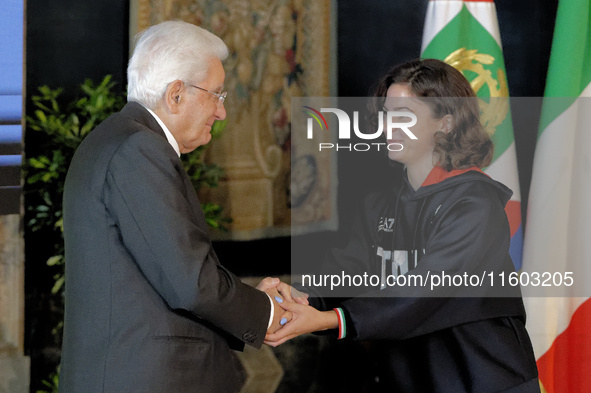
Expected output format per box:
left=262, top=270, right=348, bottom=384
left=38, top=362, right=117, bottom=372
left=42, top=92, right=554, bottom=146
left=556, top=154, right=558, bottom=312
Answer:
left=256, top=277, right=281, bottom=292
left=256, top=277, right=309, bottom=305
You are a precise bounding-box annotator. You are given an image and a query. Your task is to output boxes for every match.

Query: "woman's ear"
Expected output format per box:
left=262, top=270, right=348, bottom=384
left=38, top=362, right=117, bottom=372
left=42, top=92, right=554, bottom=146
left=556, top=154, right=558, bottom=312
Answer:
left=440, top=114, right=454, bottom=134
left=164, top=80, right=184, bottom=113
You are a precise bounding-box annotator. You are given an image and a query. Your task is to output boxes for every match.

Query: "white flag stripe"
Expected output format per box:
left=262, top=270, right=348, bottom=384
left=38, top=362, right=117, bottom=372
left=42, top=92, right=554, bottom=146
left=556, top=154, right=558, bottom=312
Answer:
left=523, top=95, right=591, bottom=359
left=484, top=141, right=521, bottom=201
left=523, top=103, right=579, bottom=274
left=523, top=98, right=591, bottom=279
left=526, top=296, right=588, bottom=359
left=464, top=2, right=503, bottom=47
left=421, top=1, right=463, bottom=53
left=580, top=82, right=591, bottom=100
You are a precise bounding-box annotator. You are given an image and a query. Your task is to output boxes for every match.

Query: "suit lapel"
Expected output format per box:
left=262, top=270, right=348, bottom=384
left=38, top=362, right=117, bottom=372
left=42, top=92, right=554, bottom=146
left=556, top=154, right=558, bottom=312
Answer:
left=122, top=102, right=216, bottom=252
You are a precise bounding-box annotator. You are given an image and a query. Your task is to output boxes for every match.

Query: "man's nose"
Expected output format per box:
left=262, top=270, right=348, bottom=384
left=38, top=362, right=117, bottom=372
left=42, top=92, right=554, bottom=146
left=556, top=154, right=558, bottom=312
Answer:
left=215, top=103, right=226, bottom=120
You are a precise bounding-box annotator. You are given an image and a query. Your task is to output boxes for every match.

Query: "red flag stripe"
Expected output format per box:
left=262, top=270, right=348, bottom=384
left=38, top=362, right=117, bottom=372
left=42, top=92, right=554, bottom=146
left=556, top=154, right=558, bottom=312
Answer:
left=536, top=298, right=591, bottom=393
left=504, top=200, right=522, bottom=238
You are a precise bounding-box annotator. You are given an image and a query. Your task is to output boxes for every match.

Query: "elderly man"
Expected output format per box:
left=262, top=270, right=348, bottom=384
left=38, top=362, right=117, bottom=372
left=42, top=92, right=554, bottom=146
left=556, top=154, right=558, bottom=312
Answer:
left=59, top=21, right=295, bottom=392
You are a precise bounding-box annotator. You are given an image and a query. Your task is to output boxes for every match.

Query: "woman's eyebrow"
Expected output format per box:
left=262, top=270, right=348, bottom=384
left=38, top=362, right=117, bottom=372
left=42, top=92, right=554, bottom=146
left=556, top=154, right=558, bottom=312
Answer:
left=383, top=106, right=414, bottom=112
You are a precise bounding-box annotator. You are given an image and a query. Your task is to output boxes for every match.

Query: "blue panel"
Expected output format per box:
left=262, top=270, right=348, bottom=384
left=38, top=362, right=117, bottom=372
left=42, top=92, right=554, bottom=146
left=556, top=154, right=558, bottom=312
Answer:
left=0, top=155, right=22, bottom=166
left=0, top=0, right=23, bottom=95
left=0, top=125, right=22, bottom=143
left=0, top=95, right=22, bottom=122
left=0, top=0, right=24, bottom=215
left=509, top=225, right=523, bottom=271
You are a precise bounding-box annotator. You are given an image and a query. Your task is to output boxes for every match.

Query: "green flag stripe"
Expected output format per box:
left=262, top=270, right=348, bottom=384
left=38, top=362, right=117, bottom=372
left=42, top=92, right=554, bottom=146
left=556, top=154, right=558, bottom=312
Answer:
left=422, top=5, right=512, bottom=161
left=539, top=0, right=591, bottom=134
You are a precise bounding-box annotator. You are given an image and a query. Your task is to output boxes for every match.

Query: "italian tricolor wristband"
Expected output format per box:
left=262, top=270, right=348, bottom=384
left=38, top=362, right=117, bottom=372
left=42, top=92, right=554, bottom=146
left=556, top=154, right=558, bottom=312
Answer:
left=333, top=307, right=346, bottom=339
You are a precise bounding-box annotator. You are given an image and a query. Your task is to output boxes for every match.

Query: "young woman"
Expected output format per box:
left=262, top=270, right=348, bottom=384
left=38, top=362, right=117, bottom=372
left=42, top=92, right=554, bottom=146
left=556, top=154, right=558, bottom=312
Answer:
left=267, top=59, right=540, bottom=393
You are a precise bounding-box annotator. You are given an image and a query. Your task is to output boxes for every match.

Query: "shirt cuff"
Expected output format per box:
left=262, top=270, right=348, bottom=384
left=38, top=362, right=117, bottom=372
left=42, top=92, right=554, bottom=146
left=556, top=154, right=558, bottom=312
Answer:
left=266, top=293, right=274, bottom=328
left=333, top=307, right=347, bottom=339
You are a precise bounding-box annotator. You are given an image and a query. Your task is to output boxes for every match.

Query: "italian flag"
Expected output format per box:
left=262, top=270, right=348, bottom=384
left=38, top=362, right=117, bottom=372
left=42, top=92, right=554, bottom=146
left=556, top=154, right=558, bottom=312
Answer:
left=522, top=0, right=591, bottom=391
left=421, top=0, right=523, bottom=269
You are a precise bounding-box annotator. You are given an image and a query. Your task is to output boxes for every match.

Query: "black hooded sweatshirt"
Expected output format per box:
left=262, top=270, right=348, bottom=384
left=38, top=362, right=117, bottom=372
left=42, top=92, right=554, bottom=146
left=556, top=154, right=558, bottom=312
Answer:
left=307, top=167, right=540, bottom=393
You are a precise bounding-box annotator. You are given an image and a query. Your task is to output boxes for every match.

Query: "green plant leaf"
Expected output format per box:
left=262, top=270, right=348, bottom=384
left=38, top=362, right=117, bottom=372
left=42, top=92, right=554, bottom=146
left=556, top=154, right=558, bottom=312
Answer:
left=51, top=275, right=65, bottom=295
left=47, top=255, right=64, bottom=266
left=34, top=109, right=48, bottom=123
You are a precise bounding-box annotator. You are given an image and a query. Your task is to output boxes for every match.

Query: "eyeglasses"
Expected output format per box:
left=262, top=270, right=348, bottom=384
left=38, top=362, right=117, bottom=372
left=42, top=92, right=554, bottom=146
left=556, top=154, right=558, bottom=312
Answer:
left=186, top=83, right=227, bottom=108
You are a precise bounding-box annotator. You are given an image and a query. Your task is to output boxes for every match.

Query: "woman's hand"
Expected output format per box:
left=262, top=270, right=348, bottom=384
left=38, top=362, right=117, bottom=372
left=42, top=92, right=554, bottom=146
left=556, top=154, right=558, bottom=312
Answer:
left=264, top=301, right=338, bottom=347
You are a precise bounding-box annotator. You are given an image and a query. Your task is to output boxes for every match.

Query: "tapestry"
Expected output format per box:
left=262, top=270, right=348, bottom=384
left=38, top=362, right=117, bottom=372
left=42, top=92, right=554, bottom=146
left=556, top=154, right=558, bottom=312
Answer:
left=131, top=0, right=335, bottom=239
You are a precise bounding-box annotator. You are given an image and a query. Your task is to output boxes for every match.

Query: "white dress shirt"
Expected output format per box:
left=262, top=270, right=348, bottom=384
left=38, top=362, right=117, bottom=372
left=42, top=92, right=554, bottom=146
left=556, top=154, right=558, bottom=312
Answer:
left=144, top=106, right=181, bottom=157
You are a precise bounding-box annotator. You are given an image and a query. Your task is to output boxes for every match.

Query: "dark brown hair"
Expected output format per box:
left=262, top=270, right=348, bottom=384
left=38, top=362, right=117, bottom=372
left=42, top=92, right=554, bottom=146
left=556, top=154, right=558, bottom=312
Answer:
left=372, top=58, right=493, bottom=170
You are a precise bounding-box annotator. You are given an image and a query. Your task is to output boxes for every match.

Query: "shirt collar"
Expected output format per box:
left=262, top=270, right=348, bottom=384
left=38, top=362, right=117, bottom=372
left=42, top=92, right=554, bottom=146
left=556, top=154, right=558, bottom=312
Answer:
left=143, top=106, right=181, bottom=157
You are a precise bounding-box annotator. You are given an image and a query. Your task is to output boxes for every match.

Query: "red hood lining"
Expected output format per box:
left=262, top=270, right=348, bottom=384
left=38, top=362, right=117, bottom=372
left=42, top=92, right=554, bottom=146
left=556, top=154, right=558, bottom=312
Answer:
left=421, top=166, right=488, bottom=188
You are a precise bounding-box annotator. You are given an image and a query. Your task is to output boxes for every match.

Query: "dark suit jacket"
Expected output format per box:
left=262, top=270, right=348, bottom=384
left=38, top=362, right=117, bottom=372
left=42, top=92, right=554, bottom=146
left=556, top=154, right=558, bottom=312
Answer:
left=59, top=102, right=270, bottom=393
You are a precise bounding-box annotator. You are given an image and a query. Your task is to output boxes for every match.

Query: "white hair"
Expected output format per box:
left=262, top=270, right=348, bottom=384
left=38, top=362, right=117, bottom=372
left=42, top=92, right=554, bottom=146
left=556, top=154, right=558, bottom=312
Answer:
left=127, top=20, right=228, bottom=108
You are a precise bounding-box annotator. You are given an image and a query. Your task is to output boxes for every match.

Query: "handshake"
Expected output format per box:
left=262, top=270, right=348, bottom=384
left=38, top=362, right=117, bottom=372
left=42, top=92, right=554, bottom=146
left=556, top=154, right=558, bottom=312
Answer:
left=256, top=277, right=339, bottom=347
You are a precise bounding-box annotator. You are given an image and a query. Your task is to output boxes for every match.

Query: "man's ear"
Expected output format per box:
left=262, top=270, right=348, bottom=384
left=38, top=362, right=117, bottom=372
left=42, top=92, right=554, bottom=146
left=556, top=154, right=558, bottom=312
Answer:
left=164, top=80, right=184, bottom=114
left=440, top=114, right=454, bottom=134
